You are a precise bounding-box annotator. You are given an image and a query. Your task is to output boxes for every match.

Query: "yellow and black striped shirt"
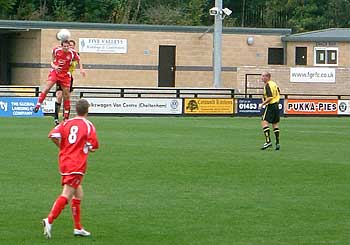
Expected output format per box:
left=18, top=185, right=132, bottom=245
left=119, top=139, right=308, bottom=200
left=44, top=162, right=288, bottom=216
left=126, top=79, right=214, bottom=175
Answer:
left=263, top=80, right=280, bottom=104
left=69, top=60, right=78, bottom=74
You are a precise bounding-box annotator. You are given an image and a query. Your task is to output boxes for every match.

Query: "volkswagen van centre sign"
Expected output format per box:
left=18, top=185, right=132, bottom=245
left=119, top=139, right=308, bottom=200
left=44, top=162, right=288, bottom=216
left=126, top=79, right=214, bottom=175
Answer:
left=85, top=98, right=182, bottom=115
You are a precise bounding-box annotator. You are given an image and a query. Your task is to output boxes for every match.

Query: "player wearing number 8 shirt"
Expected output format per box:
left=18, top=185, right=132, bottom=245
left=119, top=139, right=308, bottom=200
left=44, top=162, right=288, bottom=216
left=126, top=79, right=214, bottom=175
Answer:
left=42, top=99, right=99, bottom=239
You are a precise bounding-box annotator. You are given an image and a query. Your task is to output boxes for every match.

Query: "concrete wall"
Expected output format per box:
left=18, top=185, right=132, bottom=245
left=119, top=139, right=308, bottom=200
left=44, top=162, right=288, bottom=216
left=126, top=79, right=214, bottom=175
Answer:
left=9, top=30, right=41, bottom=85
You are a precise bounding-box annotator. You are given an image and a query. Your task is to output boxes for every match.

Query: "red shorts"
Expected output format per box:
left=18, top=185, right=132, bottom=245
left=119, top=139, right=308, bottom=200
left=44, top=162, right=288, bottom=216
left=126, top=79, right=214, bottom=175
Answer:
left=61, top=175, right=83, bottom=189
left=48, top=70, right=72, bottom=88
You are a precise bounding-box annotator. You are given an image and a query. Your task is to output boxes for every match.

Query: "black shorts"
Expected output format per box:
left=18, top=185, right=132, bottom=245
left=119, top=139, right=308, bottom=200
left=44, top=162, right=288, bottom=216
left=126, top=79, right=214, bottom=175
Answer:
left=262, top=102, right=280, bottom=123
left=56, top=76, right=74, bottom=92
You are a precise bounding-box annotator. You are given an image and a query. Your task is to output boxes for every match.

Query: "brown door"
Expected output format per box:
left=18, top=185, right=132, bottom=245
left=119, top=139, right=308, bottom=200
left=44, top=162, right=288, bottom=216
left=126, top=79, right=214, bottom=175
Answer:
left=158, top=45, right=176, bottom=87
left=295, top=47, right=307, bottom=65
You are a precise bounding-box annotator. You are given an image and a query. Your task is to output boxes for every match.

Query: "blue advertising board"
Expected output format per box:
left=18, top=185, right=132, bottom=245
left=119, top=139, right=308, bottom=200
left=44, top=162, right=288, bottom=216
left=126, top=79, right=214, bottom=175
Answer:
left=0, top=97, right=43, bottom=117
left=237, top=98, right=284, bottom=116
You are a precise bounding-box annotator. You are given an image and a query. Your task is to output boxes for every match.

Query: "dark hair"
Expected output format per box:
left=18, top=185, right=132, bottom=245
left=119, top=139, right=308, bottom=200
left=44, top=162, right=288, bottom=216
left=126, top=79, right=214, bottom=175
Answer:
left=61, top=39, right=70, bottom=46
left=69, top=40, right=76, bottom=46
left=76, top=99, right=90, bottom=116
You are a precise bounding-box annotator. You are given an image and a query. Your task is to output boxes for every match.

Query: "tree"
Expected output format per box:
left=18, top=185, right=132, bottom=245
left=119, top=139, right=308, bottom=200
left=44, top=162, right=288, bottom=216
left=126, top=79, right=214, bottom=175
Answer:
left=0, top=0, right=16, bottom=18
left=14, top=0, right=41, bottom=20
left=1, top=0, right=350, bottom=32
left=52, top=0, right=75, bottom=21
left=142, top=0, right=208, bottom=26
left=326, top=0, right=350, bottom=27
left=286, top=0, right=330, bottom=32
left=143, top=5, right=189, bottom=25
left=187, top=0, right=207, bottom=26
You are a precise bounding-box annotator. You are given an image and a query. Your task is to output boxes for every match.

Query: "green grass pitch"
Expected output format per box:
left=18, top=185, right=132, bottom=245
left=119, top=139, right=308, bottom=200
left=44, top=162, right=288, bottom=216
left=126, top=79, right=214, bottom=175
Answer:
left=1, top=116, right=350, bottom=244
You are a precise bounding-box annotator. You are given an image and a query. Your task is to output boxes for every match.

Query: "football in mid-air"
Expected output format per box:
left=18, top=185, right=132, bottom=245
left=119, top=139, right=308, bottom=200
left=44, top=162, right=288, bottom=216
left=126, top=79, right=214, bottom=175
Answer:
left=57, top=29, right=71, bottom=41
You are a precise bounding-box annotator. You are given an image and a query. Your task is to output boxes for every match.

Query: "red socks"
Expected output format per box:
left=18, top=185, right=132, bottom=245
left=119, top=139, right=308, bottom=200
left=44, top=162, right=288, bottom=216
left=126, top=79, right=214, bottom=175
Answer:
left=48, top=195, right=68, bottom=224
left=47, top=196, right=83, bottom=229
left=71, top=198, right=82, bottom=229
left=36, top=92, right=47, bottom=108
left=63, top=100, right=70, bottom=120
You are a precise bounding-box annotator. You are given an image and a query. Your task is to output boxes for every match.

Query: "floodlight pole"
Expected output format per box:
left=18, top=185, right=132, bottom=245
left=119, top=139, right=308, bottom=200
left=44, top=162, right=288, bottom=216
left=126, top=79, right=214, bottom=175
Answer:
left=213, top=0, right=223, bottom=88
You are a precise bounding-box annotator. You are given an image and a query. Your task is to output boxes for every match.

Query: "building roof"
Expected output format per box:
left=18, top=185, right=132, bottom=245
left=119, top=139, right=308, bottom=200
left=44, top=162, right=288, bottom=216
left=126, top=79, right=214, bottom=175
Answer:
left=282, top=28, right=350, bottom=42
left=0, top=20, right=291, bottom=35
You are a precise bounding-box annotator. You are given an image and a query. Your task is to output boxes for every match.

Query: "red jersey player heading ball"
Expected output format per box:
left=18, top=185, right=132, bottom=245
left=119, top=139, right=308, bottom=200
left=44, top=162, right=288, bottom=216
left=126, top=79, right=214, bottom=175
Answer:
left=42, top=99, right=99, bottom=239
left=34, top=39, right=85, bottom=121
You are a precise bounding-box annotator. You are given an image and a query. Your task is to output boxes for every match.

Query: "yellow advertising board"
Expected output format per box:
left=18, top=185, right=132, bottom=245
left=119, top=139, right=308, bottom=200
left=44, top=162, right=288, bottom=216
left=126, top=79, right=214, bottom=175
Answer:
left=184, top=98, right=234, bottom=114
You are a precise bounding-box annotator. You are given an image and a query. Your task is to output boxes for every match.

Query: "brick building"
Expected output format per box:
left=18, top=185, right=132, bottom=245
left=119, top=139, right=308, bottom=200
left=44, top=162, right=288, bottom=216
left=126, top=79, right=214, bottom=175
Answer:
left=0, top=20, right=349, bottom=95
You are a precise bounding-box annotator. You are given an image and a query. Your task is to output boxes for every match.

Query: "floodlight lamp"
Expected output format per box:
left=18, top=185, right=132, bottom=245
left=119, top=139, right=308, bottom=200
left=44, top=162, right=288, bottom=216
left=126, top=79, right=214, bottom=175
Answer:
left=222, top=8, right=232, bottom=16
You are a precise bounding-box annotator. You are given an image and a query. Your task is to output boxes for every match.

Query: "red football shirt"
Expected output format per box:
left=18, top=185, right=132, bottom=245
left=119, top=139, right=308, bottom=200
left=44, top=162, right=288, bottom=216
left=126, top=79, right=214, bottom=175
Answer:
left=52, top=47, right=80, bottom=75
left=48, top=117, right=99, bottom=176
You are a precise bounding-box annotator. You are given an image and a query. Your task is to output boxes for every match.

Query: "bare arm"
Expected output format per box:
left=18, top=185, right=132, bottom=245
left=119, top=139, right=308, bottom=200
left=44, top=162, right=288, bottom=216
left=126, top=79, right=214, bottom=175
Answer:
left=259, top=83, right=273, bottom=108
left=50, top=137, right=60, bottom=147
left=261, top=97, right=273, bottom=106
left=259, top=97, right=273, bottom=109
left=50, top=52, right=61, bottom=71
left=86, top=142, right=97, bottom=152
left=77, top=60, right=86, bottom=77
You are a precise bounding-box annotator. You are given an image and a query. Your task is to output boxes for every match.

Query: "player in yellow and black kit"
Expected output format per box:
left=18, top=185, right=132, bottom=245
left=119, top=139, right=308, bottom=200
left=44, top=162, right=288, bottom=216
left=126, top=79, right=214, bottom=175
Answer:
left=259, top=72, right=281, bottom=150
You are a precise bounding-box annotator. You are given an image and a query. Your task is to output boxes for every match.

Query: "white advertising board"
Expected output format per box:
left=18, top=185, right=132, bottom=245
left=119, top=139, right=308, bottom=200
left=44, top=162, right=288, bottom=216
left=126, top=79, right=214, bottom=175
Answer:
left=79, top=38, right=127, bottom=53
left=338, top=100, right=350, bottom=115
left=42, top=97, right=56, bottom=113
left=290, top=67, right=335, bottom=83
left=85, top=98, right=183, bottom=114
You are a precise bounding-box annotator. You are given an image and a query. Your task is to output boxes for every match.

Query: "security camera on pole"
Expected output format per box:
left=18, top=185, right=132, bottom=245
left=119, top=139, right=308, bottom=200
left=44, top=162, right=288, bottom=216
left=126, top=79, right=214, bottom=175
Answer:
left=210, top=1, right=232, bottom=88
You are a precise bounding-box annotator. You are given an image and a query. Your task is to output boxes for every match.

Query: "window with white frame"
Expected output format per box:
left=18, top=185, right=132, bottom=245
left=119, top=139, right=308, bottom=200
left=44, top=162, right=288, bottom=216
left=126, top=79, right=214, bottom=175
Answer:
left=314, top=47, right=338, bottom=66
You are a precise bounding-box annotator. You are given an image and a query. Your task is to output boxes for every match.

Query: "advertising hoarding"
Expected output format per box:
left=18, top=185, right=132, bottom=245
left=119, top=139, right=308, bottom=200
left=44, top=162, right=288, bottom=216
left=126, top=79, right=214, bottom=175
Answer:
left=286, top=99, right=338, bottom=115
left=79, top=38, right=127, bottom=54
left=236, top=98, right=284, bottom=116
left=184, top=98, right=234, bottom=115
left=337, top=100, right=350, bottom=115
left=85, top=98, right=182, bottom=114
left=290, top=67, right=335, bottom=83
left=0, top=97, right=43, bottom=117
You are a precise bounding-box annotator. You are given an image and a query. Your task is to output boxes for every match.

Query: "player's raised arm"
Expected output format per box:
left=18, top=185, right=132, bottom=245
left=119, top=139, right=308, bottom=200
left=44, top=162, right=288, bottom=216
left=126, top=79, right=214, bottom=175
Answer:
left=72, top=49, right=86, bottom=78
left=50, top=51, right=61, bottom=72
left=77, top=60, right=86, bottom=78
